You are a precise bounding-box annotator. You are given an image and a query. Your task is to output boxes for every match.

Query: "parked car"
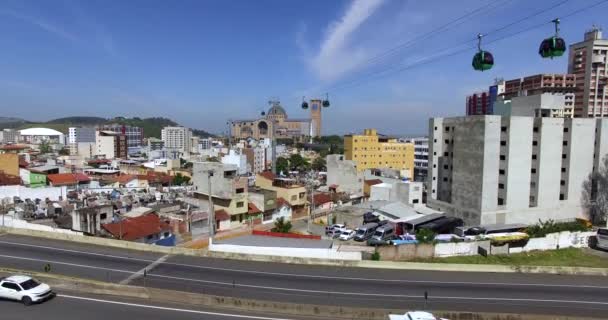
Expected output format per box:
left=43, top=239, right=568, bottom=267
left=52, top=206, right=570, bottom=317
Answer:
left=325, top=224, right=346, bottom=235
left=597, top=228, right=608, bottom=250
left=0, top=275, right=54, bottom=305
left=339, top=229, right=356, bottom=241
left=370, top=225, right=395, bottom=242
left=363, top=212, right=380, bottom=224
left=354, top=223, right=379, bottom=242
left=389, top=311, right=448, bottom=320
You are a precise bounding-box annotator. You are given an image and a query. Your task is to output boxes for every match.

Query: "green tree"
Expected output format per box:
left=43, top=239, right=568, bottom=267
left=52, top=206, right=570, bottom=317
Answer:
left=416, top=228, right=436, bottom=244
left=39, top=140, right=52, bottom=154
left=288, top=154, right=310, bottom=171
left=272, top=217, right=293, bottom=233
left=172, top=173, right=191, bottom=186
left=58, top=148, right=70, bottom=156
left=311, top=157, right=326, bottom=171
left=276, top=157, right=289, bottom=174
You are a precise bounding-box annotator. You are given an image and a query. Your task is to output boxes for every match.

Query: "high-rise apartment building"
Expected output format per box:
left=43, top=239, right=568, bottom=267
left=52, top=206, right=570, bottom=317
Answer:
left=95, top=130, right=128, bottom=159
left=568, top=28, right=608, bottom=117
left=161, top=126, right=192, bottom=153
left=344, top=129, right=414, bottom=178
left=410, top=137, right=429, bottom=182
left=427, top=115, right=608, bottom=225
left=101, top=125, right=144, bottom=148
left=466, top=81, right=505, bottom=115
left=0, top=129, right=20, bottom=144
left=68, top=127, right=96, bottom=144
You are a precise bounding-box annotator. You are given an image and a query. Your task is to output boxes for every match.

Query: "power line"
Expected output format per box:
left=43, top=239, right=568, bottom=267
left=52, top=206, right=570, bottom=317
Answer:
left=322, top=0, right=608, bottom=95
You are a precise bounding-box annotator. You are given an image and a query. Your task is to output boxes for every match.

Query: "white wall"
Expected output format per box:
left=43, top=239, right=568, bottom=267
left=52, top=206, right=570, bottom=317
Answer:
left=209, top=241, right=362, bottom=261
left=0, top=185, right=68, bottom=201
left=1, top=216, right=83, bottom=235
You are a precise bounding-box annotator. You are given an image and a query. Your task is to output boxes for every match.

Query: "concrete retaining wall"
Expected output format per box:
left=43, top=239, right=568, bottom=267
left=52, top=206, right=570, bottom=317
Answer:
left=1, top=216, right=83, bottom=236
left=209, top=241, right=362, bottom=261
left=509, top=231, right=595, bottom=254
left=434, top=241, right=482, bottom=257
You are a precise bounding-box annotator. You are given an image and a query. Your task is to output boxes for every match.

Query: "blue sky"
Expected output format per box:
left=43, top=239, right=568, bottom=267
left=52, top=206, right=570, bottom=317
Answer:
left=0, top=0, right=606, bottom=135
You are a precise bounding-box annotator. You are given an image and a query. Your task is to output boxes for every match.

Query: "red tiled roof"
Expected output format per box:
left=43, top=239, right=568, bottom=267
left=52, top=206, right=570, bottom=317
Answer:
left=248, top=203, right=261, bottom=214
left=259, top=171, right=276, bottom=181
left=116, top=174, right=136, bottom=184
left=364, top=179, right=383, bottom=186
left=47, top=173, right=90, bottom=186
left=214, top=209, right=230, bottom=221
left=0, top=144, right=29, bottom=151
left=102, top=214, right=170, bottom=241
left=276, top=197, right=290, bottom=208
left=313, top=193, right=332, bottom=206
left=0, top=172, right=21, bottom=186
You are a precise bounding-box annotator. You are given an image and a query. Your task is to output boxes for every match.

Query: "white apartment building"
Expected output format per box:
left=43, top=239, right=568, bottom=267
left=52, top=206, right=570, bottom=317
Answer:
left=427, top=115, right=608, bottom=226
left=0, top=129, right=20, bottom=144
left=161, top=126, right=192, bottom=153
left=409, top=137, right=429, bottom=182
left=569, top=28, right=608, bottom=117
left=68, top=127, right=96, bottom=144
left=221, top=150, right=247, bottom=175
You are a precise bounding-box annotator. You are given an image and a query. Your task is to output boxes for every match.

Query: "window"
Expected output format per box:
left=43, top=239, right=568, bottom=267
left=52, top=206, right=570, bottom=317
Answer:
left=563, top=141, right=568, bottom=146
left=499, top=169, right=505, bottom=175
left=434, top=126, right=437, bottom=131
left=531, top=168, right=537, bottom=174
left=236, top=201, right=244, bottom=208
left=501, top=126, right=507, bottom=132
left=434, top=139, right=437, bottom=143
left=433, top=152, right=437, bottom=156
left=432, top=189, right=436, bottom=193
left=299, top=192, right=305, bottom=199
left=533, top=127, right=538, bottom=132
left=443, top=177, right=448, bottom=182
left=497, top=198, right=504, bottom=205
left=443, top=165, right=449, bottom=170
left=564, top=127, right=569, bottom=133
left=433, top=177, right=436, bottom=180
left=562, top=154, right=567, bottom=159
left=444, top=139, right=449, bottom=144
left=561, top=167, right=566, bottom=173
left=530, top=182, right=536, bottom=188
left=291, top=195, right=297, bottom=201
left=433, top=164, right=437, bottom=168
left=445, top=127, right=450, bottom=132
left=530, top=196, right=535, bottom=203
left=560, top=180, right=565, bottom=186
left=532, top=154, right=537, bottom=160
left=500, top=140, right=507, bottom=146
left=231, top=215, right=237, bottom=222
left=444, top=152, right=449, bottom=156
left=532, top=141, right=538, bottom=146
left=1, top=282, right=20, bottom=291
left=100, top=213, right=107, bottom=220
left=560, top=194, right=565, bottom=200
left=236, top=188, right=244, bottom=194
left=498, top=183, right=504, bottom=189
left=500, top=155, right=506, bottom=160
left=413, top=199, right=419, bottom=204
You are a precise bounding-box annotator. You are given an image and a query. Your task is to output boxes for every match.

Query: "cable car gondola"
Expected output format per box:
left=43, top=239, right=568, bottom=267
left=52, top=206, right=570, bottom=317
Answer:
left=472, top=34, right=493, bottom=71
left=322, top=93, right=330, bottom=108
left=301, top=96, right=309, bottom=110
left=539, top=19, right=566, bottom=59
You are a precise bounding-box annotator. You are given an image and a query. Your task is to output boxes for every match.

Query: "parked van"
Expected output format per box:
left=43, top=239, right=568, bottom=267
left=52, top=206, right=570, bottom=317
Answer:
left=371, top=225, right=395, bottom=242
left=354, top=223, right=378, bottom=242
left=597, top=228, right=608, bottom=250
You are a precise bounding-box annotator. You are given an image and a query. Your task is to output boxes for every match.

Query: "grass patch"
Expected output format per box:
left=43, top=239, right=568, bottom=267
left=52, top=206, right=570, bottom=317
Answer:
left=414, top=248, right=608, bottom=268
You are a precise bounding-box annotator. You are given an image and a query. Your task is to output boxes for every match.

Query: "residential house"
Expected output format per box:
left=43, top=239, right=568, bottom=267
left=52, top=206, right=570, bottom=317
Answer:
left=47, top=173, right=91, bottom=188
left=312, top=193, right=335, bottom=211
left=102, top=214, right=175, bottom=246
left=113, top=174, right=150, bottom=189
left=248, top=187, right=277, bottom=223
left=273, top=197, right=293, bottom=223
left=363, top=179, right=383, bottom=198
left=192, top=162, right=249, bottom=228
left=71, top=205, right=113, bottom=235
left=0, top=153, right=19, bottom=177
left=255, top=171, right=307, bottom=217
left=19, top=169, right=46, bottom=188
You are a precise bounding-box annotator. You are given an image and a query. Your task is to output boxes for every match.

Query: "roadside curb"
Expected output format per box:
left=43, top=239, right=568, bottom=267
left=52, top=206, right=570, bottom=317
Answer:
left=2, top=227, right=608, bottom=276
left=0, top=267, right=604, bottom=320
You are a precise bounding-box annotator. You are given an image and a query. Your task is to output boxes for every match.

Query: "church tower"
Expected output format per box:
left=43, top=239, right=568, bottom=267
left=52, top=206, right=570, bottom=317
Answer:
left=309, top=99, right=322, bottom=137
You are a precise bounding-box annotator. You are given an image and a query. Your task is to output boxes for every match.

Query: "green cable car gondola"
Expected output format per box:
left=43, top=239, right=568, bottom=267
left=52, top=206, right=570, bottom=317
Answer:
left=301, top=96, right=309, bottom=110
left=472, top=34, right=493, bottom=71
left=539, top=19, right=566, bottom=59
left=322, top=93, right=330, bottom=108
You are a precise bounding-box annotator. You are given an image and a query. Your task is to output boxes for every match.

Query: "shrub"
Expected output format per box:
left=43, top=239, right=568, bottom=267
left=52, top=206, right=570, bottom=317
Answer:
left=371, top=251, right=381, bottom=261
left=525, top=219, right=591, bottom=238
left=416, top=228, right=436, bottom=244
left=271, top=217, right=292, bottom=233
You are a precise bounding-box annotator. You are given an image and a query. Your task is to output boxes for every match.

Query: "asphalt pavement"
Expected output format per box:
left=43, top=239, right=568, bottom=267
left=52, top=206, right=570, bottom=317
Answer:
left=0, top=234, right=607, bottom=317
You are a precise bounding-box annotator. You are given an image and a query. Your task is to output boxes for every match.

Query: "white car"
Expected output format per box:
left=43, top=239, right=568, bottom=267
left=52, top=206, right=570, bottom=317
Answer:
left=325, top=224, right=346, bottom=235
left=339, top=229, right=356, bottom=241
left=389, top=311, right=449, bottom=320
left=0, top=275, right=54, bottom=305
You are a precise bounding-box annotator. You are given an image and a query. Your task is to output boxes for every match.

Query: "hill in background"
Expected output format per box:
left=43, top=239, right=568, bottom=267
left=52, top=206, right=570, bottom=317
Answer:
left=2, top=116, right=214, bottom=138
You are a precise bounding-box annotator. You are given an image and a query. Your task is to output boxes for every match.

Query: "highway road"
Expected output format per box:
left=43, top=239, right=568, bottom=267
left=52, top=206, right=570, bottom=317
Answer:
left=1, top=293, right=306, bottom=320
left=0, top=234, right=607, bottom=318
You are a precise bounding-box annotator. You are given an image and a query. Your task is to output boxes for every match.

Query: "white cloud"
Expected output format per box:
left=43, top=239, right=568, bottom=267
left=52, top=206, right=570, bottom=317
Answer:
left=0, top=9, right=79, bottom=42
left=310, top=0, right=385, bottom=82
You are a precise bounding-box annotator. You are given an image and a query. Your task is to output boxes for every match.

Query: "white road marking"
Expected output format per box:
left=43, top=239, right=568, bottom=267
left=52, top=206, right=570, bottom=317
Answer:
left=120, top=254, right=169, bottom=285
left=57, top=294, right=297, bottom=320
left=1, top=239, right=608, bottom=289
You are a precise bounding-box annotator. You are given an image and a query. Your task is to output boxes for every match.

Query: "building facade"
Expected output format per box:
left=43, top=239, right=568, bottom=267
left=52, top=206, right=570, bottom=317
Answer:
left=409, top=137, right=429, bottom=182
left=68, top=127, right=96, bottom=144
left=427, top=115, right=608, bottom=226
left=344, top=129, right=414, bottom=178
left=0, top=129, right=20, bottom=144
left=568, top=28, right=608, bottom=117
left=230, top=100, right=321, bottom=140
left=101, top=125, right=144, bottom=148
left=95, top=130, right=128, bottom=159
left=326, top=154, right=363, bottom=196
left=161, top=126, right=192, bottom=154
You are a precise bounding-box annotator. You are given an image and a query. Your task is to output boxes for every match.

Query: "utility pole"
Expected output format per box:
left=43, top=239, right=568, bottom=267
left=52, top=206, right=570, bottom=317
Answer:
left=207, top=170, right=215, bottom=241
left=305, top=171, right=316, bottom=233
left=271, top=118, right=277, bottom=175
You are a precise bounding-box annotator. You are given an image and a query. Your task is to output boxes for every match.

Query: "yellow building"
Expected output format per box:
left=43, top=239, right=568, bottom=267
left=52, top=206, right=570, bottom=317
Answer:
left=344, top=129, right=414, bottom=178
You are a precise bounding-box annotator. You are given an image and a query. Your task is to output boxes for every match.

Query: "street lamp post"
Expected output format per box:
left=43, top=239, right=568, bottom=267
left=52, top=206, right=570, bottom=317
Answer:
left=207, top=170, right=215, bottom=242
